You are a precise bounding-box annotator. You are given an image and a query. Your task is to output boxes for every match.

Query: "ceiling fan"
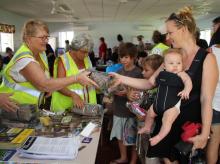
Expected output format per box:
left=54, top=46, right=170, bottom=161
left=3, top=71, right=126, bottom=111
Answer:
left=50, top=0, right=74, bottom=16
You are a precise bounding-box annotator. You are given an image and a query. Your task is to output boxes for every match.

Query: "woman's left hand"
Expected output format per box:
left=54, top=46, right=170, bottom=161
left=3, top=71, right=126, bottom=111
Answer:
left=188, top=134, right=209, bottom=150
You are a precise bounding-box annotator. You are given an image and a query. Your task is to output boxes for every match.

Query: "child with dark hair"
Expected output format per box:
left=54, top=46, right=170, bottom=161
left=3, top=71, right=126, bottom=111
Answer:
left=110, top=42, right=143, bottom=164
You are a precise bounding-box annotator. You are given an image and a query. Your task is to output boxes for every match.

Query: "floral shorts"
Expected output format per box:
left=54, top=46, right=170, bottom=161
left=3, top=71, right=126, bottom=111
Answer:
left=110, top=115, right=137, bottom=145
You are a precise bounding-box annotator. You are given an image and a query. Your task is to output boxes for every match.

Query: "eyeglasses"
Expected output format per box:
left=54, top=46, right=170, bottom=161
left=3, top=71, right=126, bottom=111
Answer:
left=31, top=35, right=50, bottom=41
left=167, top=13, right=184, bottom=25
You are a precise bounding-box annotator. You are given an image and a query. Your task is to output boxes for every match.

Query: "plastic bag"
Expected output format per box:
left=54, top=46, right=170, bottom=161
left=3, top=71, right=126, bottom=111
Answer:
left=71, top=104, right=103, bottom=116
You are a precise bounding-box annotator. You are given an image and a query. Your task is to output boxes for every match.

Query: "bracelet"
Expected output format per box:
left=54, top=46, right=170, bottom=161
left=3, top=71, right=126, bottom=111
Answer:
left=73, top=75, right=78, bottom=82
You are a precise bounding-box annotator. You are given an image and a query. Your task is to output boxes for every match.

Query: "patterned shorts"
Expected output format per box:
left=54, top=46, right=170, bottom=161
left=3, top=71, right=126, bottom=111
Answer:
left=110, top=115, right=137, bottom=145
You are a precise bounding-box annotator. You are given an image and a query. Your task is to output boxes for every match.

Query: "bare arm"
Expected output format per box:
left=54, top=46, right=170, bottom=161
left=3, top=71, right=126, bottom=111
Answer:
left=177, top=71, right=193, bottom=99
left=20, top=61, right=98, bottom=93
left=109, top=64, right=164, bottom=90
left=189, top=53, right=219, bottom=149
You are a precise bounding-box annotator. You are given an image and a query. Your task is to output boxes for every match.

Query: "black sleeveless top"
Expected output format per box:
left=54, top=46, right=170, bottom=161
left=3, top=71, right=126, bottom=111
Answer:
left=147, top=48, right=208, bottom=162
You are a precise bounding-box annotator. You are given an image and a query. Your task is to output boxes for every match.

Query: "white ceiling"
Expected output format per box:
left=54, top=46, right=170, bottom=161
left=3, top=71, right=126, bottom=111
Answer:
left=0, top=0, right=220, bottom=28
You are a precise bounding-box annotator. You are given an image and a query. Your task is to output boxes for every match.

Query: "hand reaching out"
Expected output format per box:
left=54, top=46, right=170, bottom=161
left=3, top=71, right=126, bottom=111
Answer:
left=108, top=72, right=122, bottom=89
left=76, top=71, right=98, bottom=88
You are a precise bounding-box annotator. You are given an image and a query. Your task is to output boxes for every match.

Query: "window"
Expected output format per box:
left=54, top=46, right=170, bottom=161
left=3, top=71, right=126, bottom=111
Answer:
left=58, top=31, right=74, bottom=48
left=200, top=29, right=211, bottom=45
left=0, top=32, right=14, bottom=53
left=48, top=37, right=56, bottom=51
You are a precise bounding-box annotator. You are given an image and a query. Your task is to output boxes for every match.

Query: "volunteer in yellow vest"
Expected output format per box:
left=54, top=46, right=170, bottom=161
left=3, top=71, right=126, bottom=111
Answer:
left=51, top=33, right=97, bottom=112
left=150, top=30, right=169, bottom=56
left=0, top=20, right=97, bottom=108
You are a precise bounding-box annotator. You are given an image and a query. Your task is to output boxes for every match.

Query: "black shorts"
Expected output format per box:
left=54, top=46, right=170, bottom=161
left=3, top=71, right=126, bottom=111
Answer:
left=212, top=109, right=220, bottom=125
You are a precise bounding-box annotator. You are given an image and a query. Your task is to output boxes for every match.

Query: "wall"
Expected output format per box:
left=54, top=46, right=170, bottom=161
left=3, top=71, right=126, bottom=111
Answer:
left=0, top=9, right=29, bottom=50
left=48, top=22, right=154, bottom=54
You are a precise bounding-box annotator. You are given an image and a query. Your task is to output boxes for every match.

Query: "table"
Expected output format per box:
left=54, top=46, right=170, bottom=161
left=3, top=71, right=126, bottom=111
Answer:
left=9, top=114, right=103, bottom=164
left=10, top=129, right=101, bottom=164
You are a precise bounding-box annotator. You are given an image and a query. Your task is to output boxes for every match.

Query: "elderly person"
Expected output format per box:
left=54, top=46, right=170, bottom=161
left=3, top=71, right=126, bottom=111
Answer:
left=110, top=6, right=218, bottom=163
left=51, top=34, right=97, bottom=112
left=0, top=20, right=97, bottom=108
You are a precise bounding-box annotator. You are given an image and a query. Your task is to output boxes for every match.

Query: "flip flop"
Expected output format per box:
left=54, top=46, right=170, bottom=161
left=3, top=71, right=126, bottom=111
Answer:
left=110, top=159, right=128, bottom=164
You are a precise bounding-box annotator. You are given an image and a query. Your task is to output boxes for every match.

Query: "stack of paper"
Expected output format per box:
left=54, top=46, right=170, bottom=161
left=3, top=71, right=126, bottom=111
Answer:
left=18, top=136, right=80, bottom=160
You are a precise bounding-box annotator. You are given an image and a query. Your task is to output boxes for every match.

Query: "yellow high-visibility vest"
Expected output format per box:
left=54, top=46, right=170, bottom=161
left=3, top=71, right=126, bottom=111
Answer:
left=51, top=52, right=97, bottom=112
left=0, top=43, right=49, bottom=105
left=151, top=43, right=169, bottom=56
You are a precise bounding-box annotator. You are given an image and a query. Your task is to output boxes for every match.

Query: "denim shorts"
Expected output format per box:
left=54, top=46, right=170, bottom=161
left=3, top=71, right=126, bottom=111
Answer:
left=212, top=109, right=220, bottom=125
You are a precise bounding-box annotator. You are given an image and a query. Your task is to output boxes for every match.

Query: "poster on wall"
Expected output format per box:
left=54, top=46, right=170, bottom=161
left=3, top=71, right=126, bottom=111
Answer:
left=0, top=23, right=15, bottom=33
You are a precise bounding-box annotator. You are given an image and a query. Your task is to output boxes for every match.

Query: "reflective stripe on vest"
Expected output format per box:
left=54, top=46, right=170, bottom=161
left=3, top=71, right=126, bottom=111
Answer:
left=2, top=76, right=40, bottom=98
left=70, top=89, right=84, bottom=95
left=12, top=51, right=33, bottom=62
left=62, top=53, right=70, bottom=70
left=51, top=52, right=96, bottom=112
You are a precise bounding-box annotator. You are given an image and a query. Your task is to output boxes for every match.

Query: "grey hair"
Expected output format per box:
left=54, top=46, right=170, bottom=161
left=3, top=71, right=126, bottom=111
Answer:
left=70, top=33, right=94, bottom=51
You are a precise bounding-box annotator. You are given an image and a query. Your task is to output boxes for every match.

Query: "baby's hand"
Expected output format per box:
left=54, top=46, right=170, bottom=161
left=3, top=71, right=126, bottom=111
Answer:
left=178, top=89, right=190, bottom=99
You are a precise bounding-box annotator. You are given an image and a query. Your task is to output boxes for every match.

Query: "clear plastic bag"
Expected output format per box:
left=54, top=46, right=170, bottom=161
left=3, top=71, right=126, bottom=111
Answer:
left=1, top=104, right=37, bottom=122
left=71, top=104, right=103, bottom=116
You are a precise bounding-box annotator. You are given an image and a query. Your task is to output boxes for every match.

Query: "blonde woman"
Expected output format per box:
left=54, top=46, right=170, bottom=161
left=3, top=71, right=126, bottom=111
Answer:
left=110, top=7, right=218, bottom=163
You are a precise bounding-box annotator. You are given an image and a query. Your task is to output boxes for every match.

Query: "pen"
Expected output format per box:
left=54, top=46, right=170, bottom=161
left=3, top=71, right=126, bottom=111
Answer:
left=78, top=145, right=86, bottom=151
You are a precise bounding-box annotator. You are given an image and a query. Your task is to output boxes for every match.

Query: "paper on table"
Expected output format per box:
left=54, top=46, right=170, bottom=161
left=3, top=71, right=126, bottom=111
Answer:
left=18, top=136, right=80, bottom=160
left=80, top=122, right=97, bottom=137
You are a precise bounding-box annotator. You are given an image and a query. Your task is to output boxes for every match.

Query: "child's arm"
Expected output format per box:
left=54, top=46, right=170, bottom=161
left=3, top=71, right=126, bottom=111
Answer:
left=177, top=71, right=193, bottom=99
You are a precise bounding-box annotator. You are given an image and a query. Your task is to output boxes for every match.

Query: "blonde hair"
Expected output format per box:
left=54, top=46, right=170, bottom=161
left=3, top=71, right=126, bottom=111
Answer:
left=143, top=54, right=163, bottom=71
left=163, top=48, right=182, bottom=59
left=22, top=19, right=49, bottom=42
left=166, top=6, right=196, bottom=37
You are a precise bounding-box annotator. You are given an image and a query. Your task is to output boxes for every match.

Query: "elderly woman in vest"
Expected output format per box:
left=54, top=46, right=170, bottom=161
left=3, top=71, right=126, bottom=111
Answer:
left=0, top=20, right=97, bottom=108
left=51, top=34, right=97, bottom=112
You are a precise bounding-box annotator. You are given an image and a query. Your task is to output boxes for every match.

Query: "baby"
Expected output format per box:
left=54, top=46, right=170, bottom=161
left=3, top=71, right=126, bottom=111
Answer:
left=138, top=48, right=192, bottom=146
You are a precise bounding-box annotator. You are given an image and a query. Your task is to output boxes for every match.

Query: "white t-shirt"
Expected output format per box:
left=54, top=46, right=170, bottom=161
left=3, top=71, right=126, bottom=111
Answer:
left=10, top=58, right=36, bottom=82
left=212, top=45, right=220, bottom=111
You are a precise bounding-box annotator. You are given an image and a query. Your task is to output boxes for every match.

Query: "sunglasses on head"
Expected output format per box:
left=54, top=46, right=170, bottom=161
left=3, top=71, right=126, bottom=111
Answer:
left=168, top=13, right=184, bottom=25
